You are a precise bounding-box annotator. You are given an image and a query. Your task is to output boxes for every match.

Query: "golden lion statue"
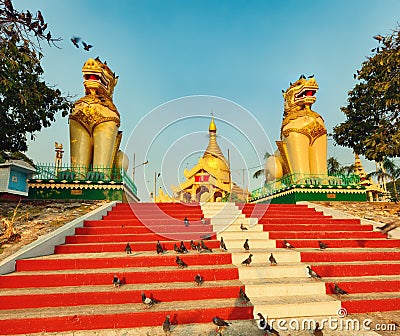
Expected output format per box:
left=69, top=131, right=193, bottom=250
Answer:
left=265, top=75, right=327, bottom=181
left=69, top=58, right=128, bottom=174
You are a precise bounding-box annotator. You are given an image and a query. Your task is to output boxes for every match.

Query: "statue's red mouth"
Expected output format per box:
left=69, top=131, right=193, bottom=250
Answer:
left=295, top=87, right=317, bottom=101
left=83, top=73, right=108, bottom=89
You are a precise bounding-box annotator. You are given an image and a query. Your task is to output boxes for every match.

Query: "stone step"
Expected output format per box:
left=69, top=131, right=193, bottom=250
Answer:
left=218, top=239, right=276, bottom=249
left=230, top=250, right=301, bottom=264
left=217, top=231, right=269, bottom=240
left=251, top=294, right=341, bottom=319
left=236, top=263, right=309, bottom=279
left=244, top=280, right=326, bottom=297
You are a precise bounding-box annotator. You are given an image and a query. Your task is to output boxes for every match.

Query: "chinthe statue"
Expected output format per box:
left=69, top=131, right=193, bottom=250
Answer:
left=69, top=58, right=128, bottom=174
left=265, top=75, right=327, bottom=181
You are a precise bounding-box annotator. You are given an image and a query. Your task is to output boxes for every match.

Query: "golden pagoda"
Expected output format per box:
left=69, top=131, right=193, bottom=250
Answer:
left=353, top=154, right=385, bottom=201
left=168, top=117, right=248, bottom=202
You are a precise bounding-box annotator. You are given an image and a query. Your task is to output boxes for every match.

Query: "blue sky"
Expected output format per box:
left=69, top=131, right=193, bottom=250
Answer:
left=15, top=0, right=400, bottom=201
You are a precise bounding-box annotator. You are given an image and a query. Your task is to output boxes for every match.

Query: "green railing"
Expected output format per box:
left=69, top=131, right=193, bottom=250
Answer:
left=32, top=163, right=137, bottom=195
left=251, top=173, right=362, bottom=200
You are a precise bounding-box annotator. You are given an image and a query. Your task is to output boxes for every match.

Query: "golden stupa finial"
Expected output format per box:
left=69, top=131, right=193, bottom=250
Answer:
left=209, top=113, right=217, bottom=132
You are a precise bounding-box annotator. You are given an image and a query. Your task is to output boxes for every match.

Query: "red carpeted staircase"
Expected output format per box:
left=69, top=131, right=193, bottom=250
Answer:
left=0, top=203, right=252, bottom=335
left=240, top=203, right=400, bottom=314
left=2, top=202, right=400, bottom=335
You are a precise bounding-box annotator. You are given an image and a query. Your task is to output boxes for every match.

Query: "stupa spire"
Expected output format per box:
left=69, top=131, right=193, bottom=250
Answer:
left=204, top=116, right=227, bottom=164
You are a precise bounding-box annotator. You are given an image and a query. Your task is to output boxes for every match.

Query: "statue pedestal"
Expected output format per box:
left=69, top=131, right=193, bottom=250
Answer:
left=28, top=164, right=139, bottom=202
left=250, top=174, right=366, bottom=204
left=250, top=186, right=366, bottom=204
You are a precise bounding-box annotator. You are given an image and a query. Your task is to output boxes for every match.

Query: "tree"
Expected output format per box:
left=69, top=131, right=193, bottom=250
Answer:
left=0, top=0, right=71, bottom=152
left=327, top=157, right=342, bottom=175
left=333, top=26, right=400, bottom=162
left=368, top=157, right=400, bottom=199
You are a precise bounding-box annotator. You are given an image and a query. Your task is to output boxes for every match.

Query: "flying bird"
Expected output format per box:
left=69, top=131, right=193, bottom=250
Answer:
left=176, top=256, right=188, bottom=268
left=239, top=287, right=250, bottom=304
left=257, top=313, right=280, bottom=335
left=377, top=221, right=400, bottom=234
left=194, top=273, right=204, bottom=286
left=318, top=241, right=328, bottom=250
left=283, top=240, right=295, bottom=249
left=82, top=41, right=93, bottom=51
left=212, top=316, right=231, bottom=335
left=125, top=243, right=132, bottom=254
left=243, top=239, right=250, bottom=251
left=308, top=74, right=315, bottom=78
left=112, top=275, right=121, bottom=288
left=333, top=283, right=348, bottom=295
left=314, top=322, right=324, bottom=336
left=141, top=292, right=159, bottom=309
left=180, top=241, right=188, bottom=254
left=373, top=34, right=384, bottom=42
left=162, top=315, right=171, bottom=335
left=307, top=266, right=322, bottom=280
left=71, top=36, right=80, bottom=48
left=240, top=223, right=248, bottom=231
left=269, top=253, right=277, bottom=266
left=200, top=240, right=213, bottom=252
left=156, top=240, right=164, bottom=254
left=220, top=237, right=227, bottom=251
left=241, top=254, right=253, bottom=266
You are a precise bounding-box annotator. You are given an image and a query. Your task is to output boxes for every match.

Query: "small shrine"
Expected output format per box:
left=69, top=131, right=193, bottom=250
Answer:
left=164, top=117, right=248, bottom=203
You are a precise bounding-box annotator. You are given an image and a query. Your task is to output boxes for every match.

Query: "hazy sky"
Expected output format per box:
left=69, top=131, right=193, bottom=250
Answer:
left=14, top=0, right=400, bottom=201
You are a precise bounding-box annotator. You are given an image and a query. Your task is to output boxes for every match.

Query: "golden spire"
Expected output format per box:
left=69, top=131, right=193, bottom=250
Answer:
left=204, top=116, right=228, bottom=166
left=354, top=153, right=366, bottom=179
left=209, top=115, right=217, bottom=132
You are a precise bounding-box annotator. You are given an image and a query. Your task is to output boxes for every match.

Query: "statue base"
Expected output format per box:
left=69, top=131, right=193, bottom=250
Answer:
left=28, top=164, right=139, bottom=202
left=250, top=186, right=366, bottom=204
left=28, top=181, right=139, bottom=202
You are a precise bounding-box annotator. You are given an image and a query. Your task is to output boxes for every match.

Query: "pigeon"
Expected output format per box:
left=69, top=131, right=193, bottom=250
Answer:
left=318, top=241, right=328, bottom=250
left=141, top=292, right=159, bottom=309
left=162, top=315, right=171, bottom=335
left=307, top=266, right=322, bottom=280
left=190, top=240, right=197, bottom=250
left=183, top=217, right=190, bottom=227
left=373, top=34, right=384, bottom=42
left=333, top=283, right=348, bottom=295
left=377, top=221, right=400, bottom=234
left=176, top=256, right=188, bottom=268
left=283, top=240, right=295, bottom=249
left=243, top=239, right=250, bottom=251
left=71, top=36, right=80, bottom=48
left=112, top=275, right=121, bottom=287
left=239, top=287, right=250, bottom=304
left=125, top=243, right=132, bottom=254
left=212, top=316, right=231, bottom=335
left=156, top=240, right=164, bottom=254
left=257, top=313, right=280, bottom=335
left=241, top=254, right=253, bottom=266
left=240, top=223, right=248, bottom=231
left=314, top=322, right=323, bottom=336
left=269, top=253, right=277, bottom=266
left=82, top=41, right=93, bottom=51
left=180, top=241, right=188, bottom=254
left=201, top=216, right=208, bottom=225
left=200, top=240, right=213, bottom=252
left=220, top=237, right=227, bottom=251
left=194, top=273, right=204, bottom=286
left=196, top=242, right=202, bottom=252
left=174, top=243, right=182, bottom=254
